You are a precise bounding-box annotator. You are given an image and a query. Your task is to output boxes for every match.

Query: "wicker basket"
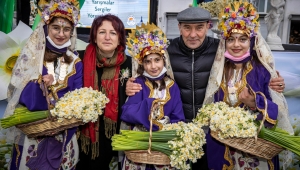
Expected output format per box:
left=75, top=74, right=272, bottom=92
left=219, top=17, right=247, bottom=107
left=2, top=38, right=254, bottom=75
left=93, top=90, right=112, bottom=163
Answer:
left=210, top=130, right=283, bottom=160
left=16, top=117, right=83, bottom=138
left=210, top=97, right=283, bottom=160
left=125, top=150, right=170, bottom=165
left=16, top=83, right=83, bottom=138
left=124, top=107, right=170, bottom=165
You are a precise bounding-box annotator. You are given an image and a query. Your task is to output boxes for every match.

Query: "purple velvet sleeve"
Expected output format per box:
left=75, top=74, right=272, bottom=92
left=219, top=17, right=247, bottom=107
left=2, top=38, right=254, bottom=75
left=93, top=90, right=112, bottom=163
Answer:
left=254, top=66, right=278, bottom=127
left=19, top=81, right=48, bottom=111
left=121, top=89, right=156, bottom=131
left=168, top=82, right=185, bottom=123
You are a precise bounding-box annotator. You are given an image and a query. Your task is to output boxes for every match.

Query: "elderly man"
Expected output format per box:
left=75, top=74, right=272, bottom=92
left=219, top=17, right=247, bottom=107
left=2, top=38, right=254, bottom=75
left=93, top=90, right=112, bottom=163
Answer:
left=126, top=7, right=285, bottom=169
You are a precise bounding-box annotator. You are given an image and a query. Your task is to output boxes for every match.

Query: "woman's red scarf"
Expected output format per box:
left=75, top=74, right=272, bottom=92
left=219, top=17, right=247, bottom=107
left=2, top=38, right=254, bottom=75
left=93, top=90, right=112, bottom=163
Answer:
left=81, top=43, right=126, bottom=159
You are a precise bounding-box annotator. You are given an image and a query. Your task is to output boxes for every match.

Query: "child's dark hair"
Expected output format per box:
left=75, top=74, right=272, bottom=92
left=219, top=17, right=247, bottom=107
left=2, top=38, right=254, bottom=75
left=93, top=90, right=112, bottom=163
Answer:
left=44, top=48, right=73, bottom=64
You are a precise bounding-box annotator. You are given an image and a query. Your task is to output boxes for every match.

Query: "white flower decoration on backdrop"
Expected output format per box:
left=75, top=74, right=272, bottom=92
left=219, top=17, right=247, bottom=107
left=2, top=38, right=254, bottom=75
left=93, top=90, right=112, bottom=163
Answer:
left=0, top=21, right=33, bottom=100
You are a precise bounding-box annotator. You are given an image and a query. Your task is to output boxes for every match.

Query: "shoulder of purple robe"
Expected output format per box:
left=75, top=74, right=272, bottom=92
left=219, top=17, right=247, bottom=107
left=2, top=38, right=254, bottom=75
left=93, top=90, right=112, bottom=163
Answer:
left=72, top=59, right=83, bottom=90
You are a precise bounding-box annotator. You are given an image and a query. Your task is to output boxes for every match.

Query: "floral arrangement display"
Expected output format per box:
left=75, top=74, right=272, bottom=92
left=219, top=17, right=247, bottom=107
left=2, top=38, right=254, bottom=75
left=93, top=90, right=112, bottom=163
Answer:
left=112, top=121, right=206, bottom=170
left=199, top=0, right=236, bottom=17
left=50, top=87, right=109, bottom=123
left=217, top=1, right=259, bottom=39
left=194, top=101, right=257, bottom=139
left=126, top=23, right=169, bottom=64
left=195, top=102, right=300, bottom=157
left=41, top=0, right=80, bottom=26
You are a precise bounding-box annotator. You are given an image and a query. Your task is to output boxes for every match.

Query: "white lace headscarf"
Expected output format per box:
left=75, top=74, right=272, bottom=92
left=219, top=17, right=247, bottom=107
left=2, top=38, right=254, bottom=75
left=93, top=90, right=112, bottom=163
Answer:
left=203, top=32, right=294, bottom=168
left=3, top=21, right=77, bottom=145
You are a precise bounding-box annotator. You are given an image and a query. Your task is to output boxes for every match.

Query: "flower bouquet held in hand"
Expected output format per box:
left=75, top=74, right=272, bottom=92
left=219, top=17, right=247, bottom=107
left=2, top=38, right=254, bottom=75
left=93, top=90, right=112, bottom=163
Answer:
left=195, top=102, right=300, bottom=159
left=112, top=121, right=206, bottom=170
left=12, top=87, right=109, bottom=138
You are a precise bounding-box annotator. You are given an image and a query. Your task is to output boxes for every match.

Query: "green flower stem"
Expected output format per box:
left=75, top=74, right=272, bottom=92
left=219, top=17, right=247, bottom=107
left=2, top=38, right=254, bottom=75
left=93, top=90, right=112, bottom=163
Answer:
left=259, top=126, right=300, bottom=156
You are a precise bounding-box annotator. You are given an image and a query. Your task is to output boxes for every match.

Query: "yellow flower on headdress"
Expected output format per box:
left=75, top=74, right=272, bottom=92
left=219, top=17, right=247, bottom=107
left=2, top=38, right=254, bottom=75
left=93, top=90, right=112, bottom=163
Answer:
left=133, top=39, right=139, bottom=44
left=240, top=20, right=246, bottom=27
left=50, top=3, right=59, bottom=11
left=229, top=22, right=234, bottom=28
left=126, top=23, right=169, bottom=64
left=149, top=40, right=154, bottom=46
left=68, top=8, right=73, bottom=14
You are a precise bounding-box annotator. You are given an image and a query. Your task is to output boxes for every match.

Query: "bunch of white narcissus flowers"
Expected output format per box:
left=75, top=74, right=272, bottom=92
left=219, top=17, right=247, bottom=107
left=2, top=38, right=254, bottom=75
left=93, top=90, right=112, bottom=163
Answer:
left=50, top=87, right=109, bottom=123
left=162, top=122, right=206, bottom=170
left=194, top=101, right=258, bottom=140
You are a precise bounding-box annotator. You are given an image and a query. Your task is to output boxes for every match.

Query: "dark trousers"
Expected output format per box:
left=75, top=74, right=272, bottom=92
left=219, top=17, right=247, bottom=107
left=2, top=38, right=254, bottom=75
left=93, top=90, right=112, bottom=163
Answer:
left=192, top=144, right=209, bottom=170
left=76, top=116, right=115, bottom=170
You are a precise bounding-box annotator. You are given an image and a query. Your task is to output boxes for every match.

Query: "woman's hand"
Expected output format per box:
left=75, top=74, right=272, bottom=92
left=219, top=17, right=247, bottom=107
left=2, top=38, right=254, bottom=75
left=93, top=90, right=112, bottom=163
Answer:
left=126, top=77, right=142, bottom=96
left=43, top=74, right=55, bottom=87
left=239, top=87, right=256, bottom=108
left=269, top=71, right=285, bottom=93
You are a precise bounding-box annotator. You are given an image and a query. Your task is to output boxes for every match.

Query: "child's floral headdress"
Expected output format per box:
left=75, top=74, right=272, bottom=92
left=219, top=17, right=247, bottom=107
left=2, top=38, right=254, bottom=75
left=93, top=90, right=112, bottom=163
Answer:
left=218, top=1, right=259, bottom=39
left=40, top=0, right=80, bottom=26
left=127, top=23, right=169, bottom=65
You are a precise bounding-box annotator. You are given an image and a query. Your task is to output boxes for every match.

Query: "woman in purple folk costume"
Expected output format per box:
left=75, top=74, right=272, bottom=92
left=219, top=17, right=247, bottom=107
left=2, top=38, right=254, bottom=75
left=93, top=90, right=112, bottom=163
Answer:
left=203, top=1, right=293, bottom=170
left=120, top=23, right=185, bottom=170
left=4, top=0, right=82, bottom=169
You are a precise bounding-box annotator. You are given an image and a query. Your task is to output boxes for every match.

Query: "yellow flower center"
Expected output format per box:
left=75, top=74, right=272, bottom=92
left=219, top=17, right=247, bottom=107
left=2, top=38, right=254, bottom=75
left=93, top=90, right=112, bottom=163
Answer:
left=5, top=55, right=18, bottom=74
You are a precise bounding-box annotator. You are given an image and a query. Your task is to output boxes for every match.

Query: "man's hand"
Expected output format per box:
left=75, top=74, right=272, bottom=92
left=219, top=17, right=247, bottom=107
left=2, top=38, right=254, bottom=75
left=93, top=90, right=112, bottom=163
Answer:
left=269, top=71, right=285, bottom=93
left=239, top=87, right=256, bottom=108
left=42, top=74, right=54, bottom=87
left=126, top=77, right=142, bottom=96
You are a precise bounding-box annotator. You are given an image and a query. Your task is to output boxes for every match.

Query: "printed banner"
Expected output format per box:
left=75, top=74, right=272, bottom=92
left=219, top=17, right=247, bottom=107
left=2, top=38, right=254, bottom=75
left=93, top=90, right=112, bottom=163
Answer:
left=78, top=0, right=150, bottom=29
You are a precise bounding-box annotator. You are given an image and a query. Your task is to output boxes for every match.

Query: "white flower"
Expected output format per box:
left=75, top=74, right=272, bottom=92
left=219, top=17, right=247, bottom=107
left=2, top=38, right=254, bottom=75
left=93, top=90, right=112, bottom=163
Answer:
left=50, top=87, right=109, bottom=123
left=0, top=21, right=32, bottom=100
left=120, top=68, right=130, bottom=86
left=194, top=102, right=257, bottom=139
left=163, top=122, right=206, bottom=170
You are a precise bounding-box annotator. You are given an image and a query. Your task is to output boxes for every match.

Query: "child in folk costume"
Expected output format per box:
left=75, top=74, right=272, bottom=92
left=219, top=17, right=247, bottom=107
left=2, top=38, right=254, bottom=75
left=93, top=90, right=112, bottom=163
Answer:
left=203, top=1, right=293, bottom=170
left=120, top=23, right=185, bottom=170
left=5, top=0, right=82, bottom=169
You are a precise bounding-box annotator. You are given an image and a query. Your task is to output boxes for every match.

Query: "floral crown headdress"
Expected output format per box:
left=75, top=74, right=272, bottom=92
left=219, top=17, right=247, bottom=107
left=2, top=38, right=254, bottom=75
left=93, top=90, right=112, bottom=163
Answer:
left=127, top=23, right=169, bottom=65
left=40, top=0, right=80, bottom=26
left=218, top=1, right=259, bottom=39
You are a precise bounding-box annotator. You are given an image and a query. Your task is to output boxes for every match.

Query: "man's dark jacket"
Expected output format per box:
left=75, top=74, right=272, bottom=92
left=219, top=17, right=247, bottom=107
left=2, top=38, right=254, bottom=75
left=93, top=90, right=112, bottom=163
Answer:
left=167, top=36, right=220, bottom=122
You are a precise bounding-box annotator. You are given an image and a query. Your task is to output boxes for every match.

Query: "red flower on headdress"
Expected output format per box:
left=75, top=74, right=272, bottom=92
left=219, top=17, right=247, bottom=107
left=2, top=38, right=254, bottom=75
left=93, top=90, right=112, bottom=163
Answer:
left=231, top=12, right=237, bottom=18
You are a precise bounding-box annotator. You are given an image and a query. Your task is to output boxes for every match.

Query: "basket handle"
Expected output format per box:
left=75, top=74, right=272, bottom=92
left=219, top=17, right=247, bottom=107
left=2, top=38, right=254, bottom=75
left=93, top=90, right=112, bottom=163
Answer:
left=255, top=91, right=268, bottom=142
left=41, top=82, right=55, bottom=121
left=148, top=103, right=154, bottom=154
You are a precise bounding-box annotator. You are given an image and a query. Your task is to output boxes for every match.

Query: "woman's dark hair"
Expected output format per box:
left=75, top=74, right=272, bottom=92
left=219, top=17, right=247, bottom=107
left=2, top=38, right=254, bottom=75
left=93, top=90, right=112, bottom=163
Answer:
left=224, top=36, right=261, bottom=83
left=89, top=14, right=126, bottom=50
left=137, top=54, right=167, bottom=91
